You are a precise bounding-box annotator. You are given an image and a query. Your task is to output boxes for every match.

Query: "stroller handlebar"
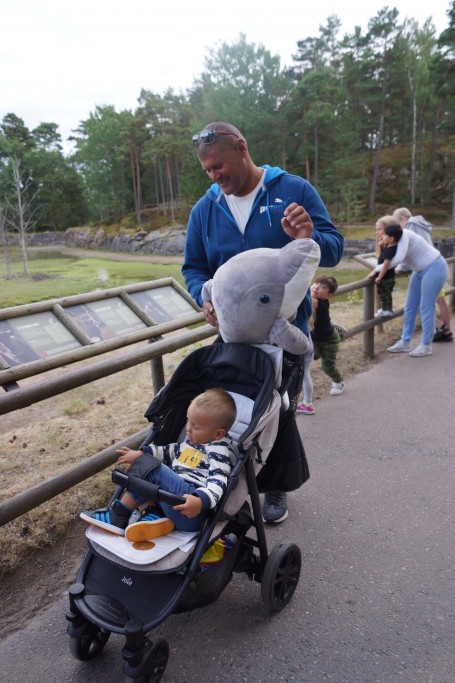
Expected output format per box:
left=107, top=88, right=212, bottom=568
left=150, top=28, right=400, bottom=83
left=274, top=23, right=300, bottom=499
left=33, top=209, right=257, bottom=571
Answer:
left=111, top=468, right=186, bottom=506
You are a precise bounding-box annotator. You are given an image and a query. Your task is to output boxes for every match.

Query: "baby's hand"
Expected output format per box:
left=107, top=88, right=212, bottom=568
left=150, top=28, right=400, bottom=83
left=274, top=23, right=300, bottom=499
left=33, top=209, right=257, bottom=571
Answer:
left=173, top=494, right=202, bottom=518
left=116, top=447, right=143, bottom=465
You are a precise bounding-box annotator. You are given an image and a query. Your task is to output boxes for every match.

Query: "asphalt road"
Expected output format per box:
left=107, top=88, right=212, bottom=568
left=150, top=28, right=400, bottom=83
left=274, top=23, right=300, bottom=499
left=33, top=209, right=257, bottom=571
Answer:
left=1, top=337, right=454, bottom=682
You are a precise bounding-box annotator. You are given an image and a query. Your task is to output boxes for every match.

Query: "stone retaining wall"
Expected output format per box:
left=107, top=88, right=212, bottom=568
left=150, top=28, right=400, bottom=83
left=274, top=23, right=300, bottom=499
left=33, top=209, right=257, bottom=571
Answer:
left=4, top=228, right=455, bottom=258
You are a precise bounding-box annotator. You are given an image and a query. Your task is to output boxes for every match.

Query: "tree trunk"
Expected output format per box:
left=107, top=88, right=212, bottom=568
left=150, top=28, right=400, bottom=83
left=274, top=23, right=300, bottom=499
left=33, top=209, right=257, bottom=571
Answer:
left=135, top=149, right=142, bottom=224
left=408, top=68, right=417, bottom=206
left=165, top=156, right=175, bottom=222
left=368, top=91, right=386, bottom=214
left=302, top=105, right=311, bottom=181
left=0, top=206, right=12, bottom=279
left=452, top=176, right=455, bottom=229
left=12, top=158, right=30, bottom=278
left=129, top=147, right=142, bottom=225
left=158, top=158, right=167, bottom=217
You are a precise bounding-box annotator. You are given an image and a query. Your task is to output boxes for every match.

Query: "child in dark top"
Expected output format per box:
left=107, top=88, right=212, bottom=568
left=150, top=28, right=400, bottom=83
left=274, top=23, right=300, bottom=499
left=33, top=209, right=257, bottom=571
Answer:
left=369, top=226, right=399, bottom=318
left=296, top=275, right=343, bottom=413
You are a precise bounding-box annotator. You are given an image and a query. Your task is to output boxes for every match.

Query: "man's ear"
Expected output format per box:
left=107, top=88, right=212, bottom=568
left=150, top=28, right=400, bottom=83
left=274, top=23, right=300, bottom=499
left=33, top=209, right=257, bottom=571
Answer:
left=236, top=138, right=247, bottom=155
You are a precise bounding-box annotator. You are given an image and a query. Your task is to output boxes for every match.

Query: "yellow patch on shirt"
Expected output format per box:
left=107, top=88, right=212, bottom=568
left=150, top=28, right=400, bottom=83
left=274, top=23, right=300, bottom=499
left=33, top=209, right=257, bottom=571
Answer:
left=177, top=447, right=203, bottom=467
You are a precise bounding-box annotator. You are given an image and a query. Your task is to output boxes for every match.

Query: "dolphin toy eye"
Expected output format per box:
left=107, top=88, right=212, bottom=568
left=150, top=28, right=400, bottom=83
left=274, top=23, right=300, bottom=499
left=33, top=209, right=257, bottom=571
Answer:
left=259, top=294, right=271, bottom=304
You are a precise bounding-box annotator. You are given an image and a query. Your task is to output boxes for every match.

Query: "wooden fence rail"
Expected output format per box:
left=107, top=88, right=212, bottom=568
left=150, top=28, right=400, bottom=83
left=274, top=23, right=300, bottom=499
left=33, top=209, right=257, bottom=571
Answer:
left=1, top=256, right=454, bottom=527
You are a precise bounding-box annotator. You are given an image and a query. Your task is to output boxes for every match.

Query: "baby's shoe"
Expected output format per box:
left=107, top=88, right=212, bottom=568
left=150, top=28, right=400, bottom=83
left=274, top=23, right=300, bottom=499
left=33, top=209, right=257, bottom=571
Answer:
left=125, top=508, right=175, bottom=542
left=80, top=499, right=132, bottom=536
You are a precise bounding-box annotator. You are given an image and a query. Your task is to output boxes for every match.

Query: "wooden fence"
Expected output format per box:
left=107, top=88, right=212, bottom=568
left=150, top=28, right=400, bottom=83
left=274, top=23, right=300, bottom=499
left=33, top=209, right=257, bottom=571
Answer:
left=1, top=257, right=454, bottom=526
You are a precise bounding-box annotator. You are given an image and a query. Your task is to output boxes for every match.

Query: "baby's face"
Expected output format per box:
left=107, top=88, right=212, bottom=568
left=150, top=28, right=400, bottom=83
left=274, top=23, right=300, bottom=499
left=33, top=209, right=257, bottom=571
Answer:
left=186, top=406, right=223, bottom=444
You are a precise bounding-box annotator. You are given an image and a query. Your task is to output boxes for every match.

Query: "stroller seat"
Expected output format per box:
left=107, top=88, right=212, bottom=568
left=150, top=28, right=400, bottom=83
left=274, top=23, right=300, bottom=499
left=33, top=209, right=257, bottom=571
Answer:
left=85, top=387, right=270, bottom=572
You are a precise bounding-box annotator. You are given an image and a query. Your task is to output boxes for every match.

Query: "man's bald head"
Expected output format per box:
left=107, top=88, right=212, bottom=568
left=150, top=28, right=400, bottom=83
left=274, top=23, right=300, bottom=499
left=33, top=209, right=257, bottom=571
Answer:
left=194, top=122, right=245, bottom=160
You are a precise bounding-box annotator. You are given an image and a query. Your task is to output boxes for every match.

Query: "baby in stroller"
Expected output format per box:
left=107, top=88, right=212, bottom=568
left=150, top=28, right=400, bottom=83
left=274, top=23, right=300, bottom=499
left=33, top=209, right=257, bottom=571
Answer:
left=81, top=388, right=237, bottom=540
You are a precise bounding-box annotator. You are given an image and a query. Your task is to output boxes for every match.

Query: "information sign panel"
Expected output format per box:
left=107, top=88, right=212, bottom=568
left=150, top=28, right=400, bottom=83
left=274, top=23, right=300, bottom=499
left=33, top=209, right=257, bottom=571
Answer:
left=353, top=252, right=378, bottom=269
left=130, top=286, right=197, bottom=323
left=0, top=314, right=81, bottom=366
left=65, top=298, right=146, bottom=342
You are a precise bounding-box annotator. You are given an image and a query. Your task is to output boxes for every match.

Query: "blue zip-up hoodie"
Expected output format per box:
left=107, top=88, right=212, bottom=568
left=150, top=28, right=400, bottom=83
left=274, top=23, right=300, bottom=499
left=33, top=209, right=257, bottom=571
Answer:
left=182, top=165, right=344, bottom=335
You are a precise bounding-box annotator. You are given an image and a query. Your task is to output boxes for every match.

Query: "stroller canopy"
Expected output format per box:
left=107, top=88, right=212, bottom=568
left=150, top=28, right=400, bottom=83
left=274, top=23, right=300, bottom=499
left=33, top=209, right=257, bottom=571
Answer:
left=144, top=343, right=277, bottom=445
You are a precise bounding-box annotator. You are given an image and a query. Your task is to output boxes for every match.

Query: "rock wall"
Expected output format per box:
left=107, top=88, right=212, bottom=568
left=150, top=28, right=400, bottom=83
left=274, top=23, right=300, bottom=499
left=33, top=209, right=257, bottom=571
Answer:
left=5, top=228, right=455, bottom=258
left=3, top=231, right=65, bottom=246
left=64, top=226, right=187, bottom=256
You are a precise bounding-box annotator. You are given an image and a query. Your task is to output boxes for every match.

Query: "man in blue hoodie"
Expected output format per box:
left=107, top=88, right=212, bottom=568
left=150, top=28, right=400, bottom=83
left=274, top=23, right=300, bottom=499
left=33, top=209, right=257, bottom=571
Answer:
left=183, top=122, right=344, bottom=523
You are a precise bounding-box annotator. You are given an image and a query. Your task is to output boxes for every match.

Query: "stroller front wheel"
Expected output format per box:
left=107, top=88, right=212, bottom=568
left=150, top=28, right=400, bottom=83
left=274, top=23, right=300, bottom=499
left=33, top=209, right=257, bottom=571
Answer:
left=69, top=622, right=111, bottom=661
left=261, top=541, right=301, bottom=611
left=123, top=634, right=169, bottom=683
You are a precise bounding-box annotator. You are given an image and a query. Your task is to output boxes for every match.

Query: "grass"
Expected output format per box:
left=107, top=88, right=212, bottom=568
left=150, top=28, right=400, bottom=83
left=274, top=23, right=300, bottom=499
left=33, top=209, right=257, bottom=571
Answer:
left=0, top=251, right=184, bottom=308
left=1, top=250, right=370, bottom=309
left=63, top=398, right=91, bottom=416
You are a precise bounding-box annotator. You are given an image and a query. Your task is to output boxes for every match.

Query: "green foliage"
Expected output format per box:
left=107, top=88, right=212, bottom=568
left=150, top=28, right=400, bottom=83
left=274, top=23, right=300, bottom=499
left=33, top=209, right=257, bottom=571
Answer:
left=2, top=8, right=455, bottom=231
left=0, top=114, right=88, bottom=233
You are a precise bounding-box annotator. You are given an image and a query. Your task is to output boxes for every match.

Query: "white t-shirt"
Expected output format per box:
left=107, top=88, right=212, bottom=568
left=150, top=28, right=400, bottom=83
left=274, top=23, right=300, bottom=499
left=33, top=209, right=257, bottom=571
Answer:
left=376, top=230, right=441, bottom=273
left=225, top=171, right=265, bottom=234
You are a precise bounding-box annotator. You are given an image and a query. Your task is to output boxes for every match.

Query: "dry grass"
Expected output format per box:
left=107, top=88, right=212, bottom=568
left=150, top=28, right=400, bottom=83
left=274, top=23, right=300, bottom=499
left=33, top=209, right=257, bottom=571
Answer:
left=0, top=290, right=408, bottom=577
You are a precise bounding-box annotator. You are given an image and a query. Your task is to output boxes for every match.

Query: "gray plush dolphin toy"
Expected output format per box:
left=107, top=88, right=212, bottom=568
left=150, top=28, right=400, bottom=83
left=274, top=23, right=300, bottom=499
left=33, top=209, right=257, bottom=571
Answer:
left=201, top=239, right=321, bottom=354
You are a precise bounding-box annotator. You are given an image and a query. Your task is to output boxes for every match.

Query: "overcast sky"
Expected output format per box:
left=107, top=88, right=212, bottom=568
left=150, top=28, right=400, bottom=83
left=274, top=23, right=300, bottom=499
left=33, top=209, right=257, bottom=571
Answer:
left=1, top=0, right=451, bottom=152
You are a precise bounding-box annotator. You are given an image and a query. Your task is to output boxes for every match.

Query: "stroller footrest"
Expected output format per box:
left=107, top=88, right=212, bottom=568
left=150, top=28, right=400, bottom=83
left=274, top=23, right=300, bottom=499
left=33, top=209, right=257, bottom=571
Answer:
left=83, top=593, right=130, bottom=628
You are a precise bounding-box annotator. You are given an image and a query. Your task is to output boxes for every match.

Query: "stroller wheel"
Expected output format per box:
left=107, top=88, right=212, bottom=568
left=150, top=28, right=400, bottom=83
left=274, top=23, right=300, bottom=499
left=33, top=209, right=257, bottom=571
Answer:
left=69, top=622, right=110, bottom=661
left=261, top=541, right=301, bottom=612
left=123, top=634, right=169, bottom=683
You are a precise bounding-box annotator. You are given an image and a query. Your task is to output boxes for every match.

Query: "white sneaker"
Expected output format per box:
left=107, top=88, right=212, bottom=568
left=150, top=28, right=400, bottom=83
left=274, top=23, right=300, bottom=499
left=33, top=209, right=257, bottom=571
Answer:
left=409, top=344, right=432, bottom=357
left=330, top=381, right=344, bottom=396
left=375, top=309, right=393, bottom=318
left=387, top=339, right=411, bottom=353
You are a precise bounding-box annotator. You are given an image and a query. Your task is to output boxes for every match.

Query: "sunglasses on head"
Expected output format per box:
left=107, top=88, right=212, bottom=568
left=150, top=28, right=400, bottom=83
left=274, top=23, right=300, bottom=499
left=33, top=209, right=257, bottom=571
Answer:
left=192, top=129, right=240, bottom=148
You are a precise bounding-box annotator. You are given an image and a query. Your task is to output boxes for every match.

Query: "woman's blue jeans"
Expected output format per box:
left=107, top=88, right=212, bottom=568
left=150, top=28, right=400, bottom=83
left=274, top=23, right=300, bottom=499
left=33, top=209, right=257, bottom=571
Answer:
left=402, top=257, right=449, bottom=345
left=131, top=463, right=204, bottom=532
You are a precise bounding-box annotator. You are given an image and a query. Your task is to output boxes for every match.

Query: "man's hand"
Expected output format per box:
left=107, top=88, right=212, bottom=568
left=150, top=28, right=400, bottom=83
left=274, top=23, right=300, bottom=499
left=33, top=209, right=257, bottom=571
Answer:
left=173, top=494, right=203, bottom=518
left=203, top=300, right=219, bottom=327
left=282, top=203, right=314, bottom=239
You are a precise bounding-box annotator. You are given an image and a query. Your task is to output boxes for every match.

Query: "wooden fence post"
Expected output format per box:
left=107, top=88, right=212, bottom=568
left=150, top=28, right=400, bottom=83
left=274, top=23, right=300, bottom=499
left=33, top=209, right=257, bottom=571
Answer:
left=363, top=281, right=375, bottom=358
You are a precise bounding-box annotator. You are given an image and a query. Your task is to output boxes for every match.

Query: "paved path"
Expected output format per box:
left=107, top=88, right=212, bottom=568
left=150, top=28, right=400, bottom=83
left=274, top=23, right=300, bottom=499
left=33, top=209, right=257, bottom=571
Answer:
left=1, top=336, right=454, bottom=682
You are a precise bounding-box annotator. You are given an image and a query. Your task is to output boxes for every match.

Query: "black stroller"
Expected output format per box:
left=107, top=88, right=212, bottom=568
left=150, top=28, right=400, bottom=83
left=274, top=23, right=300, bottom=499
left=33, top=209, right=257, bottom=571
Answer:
left=66, top=342, right=305, bottom=682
